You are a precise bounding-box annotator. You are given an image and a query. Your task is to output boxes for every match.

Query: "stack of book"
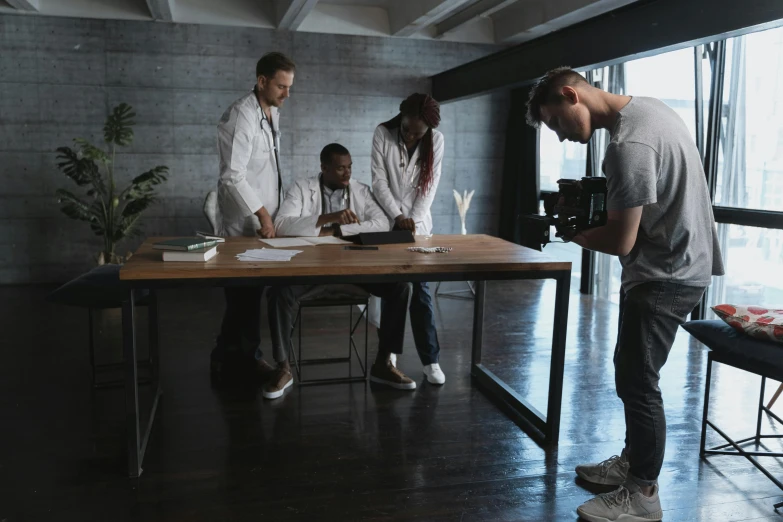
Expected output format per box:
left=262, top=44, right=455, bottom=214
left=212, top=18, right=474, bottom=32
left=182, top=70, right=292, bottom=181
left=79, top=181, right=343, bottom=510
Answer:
left=153, top=237, right=220, bottom=262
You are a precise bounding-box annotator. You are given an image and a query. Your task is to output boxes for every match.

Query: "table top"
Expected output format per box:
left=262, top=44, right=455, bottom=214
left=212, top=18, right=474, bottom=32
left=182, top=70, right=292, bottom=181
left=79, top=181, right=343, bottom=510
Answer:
left=119, top=234, right=571, bottom=283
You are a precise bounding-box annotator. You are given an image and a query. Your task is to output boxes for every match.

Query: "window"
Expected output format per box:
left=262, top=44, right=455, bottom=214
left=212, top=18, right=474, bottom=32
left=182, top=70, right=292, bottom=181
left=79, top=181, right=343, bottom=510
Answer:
left=708, top=224, right=783, bottom=310
left=539, top=72, right=588, bottom=192
left=715, top=28, right=783, bottom=212
left=623, top=47, right=698, bottom=142
left=590, top=48, right=699, bottom=301
left=539, top=131, right=587, bottom=192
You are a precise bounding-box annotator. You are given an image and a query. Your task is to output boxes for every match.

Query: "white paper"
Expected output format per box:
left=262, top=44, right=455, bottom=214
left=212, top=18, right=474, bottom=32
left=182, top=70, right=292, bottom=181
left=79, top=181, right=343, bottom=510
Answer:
left=259, top=238, right=313, bottom=248
left=260, top=236, right=354, bottom=247
left=236, top=248, right=303, bottom=262
left=305, top=236, right=352, bottom=245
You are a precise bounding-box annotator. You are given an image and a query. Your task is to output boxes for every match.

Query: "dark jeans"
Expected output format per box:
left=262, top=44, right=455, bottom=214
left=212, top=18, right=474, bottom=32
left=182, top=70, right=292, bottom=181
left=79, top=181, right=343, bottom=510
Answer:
left=379, top=281, right=441, bottom=366
left=409, top=282, right=441, bottom=365
left=212, top=286, right=268, bottom=363
left=615, top=282, right=706, bottom=486
left=268, top=283, right=412, bottom=363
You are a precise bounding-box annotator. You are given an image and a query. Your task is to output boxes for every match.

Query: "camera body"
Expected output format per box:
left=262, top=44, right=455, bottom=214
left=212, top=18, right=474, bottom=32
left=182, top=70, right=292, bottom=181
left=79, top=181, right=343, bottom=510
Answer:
left=521, top=177, right=608, bottom=250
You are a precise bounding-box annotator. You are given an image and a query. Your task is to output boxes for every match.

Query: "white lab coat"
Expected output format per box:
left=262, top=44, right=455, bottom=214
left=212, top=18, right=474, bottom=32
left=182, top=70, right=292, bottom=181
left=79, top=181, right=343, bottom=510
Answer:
left=371, top=124, right=444, bottom=236
left=216, top=91, right=281, bottom=237
left=274, top=176, right=389, bottom=237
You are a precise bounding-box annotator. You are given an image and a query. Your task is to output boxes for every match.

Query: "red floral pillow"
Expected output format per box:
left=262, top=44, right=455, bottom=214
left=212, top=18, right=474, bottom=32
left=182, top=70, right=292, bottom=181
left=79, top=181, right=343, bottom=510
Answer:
left=711, top=304, right=783, bottom=344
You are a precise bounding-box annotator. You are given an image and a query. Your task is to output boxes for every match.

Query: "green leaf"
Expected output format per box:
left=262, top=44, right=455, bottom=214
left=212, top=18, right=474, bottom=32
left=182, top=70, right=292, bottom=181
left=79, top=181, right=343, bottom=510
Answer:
left=74, top=138, right=110, bottom=164
left=124, top=166, right=168, bottom=200
left=90, top=221, right=105, bottom=237
left=56, top=147, right=100, bottom=187
left=115, top=214, right=144, bottom=241
left=56, top=189, right=98, bottom=222
left=104, top=103, right=136, bottom=146
left=121, top=195, right=155, bottom=218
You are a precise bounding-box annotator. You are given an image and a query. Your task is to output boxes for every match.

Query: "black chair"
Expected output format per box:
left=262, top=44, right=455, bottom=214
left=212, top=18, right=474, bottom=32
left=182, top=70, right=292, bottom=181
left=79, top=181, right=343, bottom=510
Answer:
left=289, top=286, right=370, bottom=386
left=682, top=319, right=783, bottom=511
left=49, top=265, right=157, bottom=388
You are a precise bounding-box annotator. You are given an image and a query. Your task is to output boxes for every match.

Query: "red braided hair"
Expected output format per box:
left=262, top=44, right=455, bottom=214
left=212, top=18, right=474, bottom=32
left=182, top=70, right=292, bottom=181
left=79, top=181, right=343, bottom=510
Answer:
left=381, top=93, right=441, bottom=196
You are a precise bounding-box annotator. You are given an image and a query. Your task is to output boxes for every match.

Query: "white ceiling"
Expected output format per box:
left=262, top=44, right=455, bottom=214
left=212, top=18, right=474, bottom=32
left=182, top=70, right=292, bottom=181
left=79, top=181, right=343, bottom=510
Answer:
left=0, top=0, right=640, bottom=45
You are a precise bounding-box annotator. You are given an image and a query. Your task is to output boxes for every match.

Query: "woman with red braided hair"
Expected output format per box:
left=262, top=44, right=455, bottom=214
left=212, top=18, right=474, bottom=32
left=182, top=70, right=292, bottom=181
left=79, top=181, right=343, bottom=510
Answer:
left=370, top=93, right=446, bottom=387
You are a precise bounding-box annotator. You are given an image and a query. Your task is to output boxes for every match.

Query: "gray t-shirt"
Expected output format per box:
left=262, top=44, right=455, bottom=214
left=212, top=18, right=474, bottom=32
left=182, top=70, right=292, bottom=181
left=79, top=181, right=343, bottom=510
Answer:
left=602, top=96, right=724, bottom=291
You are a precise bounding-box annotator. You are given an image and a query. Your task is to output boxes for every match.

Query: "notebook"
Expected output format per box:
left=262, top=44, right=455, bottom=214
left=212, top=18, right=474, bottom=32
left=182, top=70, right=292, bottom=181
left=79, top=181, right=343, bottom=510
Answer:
left=162, top=245, right=218, bottom=262
left=153, top=237, right=219, bottom=251
left=196, top=231, right=226, bottom=243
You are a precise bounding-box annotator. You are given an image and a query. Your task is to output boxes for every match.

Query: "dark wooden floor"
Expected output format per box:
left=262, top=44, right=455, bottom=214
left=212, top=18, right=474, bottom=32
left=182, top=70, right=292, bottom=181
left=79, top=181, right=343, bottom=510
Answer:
left=2, top=280, right=783, bottom=521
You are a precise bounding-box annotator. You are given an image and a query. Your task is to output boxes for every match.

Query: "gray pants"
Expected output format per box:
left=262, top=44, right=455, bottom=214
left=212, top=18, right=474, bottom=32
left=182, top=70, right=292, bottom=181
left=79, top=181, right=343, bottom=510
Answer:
left=267, top=283, right=413, bottom=363
left=615, top=282, right=706, bottom=486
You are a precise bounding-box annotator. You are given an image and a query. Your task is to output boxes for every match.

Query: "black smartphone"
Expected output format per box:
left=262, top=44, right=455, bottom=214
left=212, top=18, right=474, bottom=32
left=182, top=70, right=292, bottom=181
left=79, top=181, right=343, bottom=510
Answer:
left=343, top=246, right=379, bottom=251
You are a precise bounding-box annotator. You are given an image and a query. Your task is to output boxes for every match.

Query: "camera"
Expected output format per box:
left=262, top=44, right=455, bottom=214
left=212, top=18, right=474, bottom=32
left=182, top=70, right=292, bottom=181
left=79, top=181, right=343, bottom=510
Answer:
left=520, top=177, right=608, bottom=251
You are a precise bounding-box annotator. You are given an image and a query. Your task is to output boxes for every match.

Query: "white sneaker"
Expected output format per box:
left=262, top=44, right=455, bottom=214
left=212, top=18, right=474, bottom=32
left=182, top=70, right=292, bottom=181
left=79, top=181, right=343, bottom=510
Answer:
left=423, top=363, right=446, bottom=384
left=576, top=449, right=629, bottom=486
left=576, top=482, right=662, bottom=522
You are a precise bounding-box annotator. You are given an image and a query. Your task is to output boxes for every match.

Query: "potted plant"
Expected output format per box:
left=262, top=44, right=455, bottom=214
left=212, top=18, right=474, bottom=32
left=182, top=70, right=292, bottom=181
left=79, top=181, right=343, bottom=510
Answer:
left=55, top=103, right=168, bottom=264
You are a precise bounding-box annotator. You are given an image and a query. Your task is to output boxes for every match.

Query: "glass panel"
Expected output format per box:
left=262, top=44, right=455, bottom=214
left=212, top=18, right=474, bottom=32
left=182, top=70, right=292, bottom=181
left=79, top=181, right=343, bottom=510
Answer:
left=539, top=131, right=587, bottom=192
left=707, top=223, right=783, bottom=311
left=623, top=47, right=698, bottom=142
left=715, top=27, right=783, bottom=212
left=539, top=72, right=588, bottom=192
left=589, top=48, right=699, bottom=301
left=543, top=237, right=583, bottom=293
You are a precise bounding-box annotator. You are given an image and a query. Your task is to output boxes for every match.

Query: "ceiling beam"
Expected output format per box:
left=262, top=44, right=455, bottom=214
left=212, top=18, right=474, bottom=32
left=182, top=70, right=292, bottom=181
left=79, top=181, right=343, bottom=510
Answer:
left=389, top=0, right=476, bottom=37
left=6, top=0, right=38, bottom=11
left=435, top=0, right=516, bottom=38
left=432, top=0, right=783, bottom=102
left=492, top=0, right=636, bottom=43
left=277, top=0, right=319, bottom=31
left=145, top=0, right=173, bottom=21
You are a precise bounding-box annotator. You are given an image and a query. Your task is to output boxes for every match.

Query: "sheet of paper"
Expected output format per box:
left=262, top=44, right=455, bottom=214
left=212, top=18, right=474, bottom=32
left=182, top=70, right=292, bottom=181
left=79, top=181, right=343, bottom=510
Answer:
left=236, top=248, right=303, bottom=262
left=259, top=238, right=313, bottom=248
left=305, top=236, right=352, bottom=245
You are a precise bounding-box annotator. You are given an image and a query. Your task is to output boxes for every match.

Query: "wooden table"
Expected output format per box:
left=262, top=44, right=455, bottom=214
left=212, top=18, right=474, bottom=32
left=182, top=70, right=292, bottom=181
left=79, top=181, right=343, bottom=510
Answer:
left=119, top=234, right=571, bottom=477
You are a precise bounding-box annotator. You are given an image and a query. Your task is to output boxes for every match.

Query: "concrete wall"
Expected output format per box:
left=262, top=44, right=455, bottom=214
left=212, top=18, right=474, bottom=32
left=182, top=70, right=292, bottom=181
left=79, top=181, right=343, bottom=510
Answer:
left=0, top=14, right=510, bottom=284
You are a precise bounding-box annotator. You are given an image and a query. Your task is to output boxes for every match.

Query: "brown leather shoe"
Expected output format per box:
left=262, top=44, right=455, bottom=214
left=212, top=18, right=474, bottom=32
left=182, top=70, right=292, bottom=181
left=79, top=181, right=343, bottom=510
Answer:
left=370, top=361, right=416, bottom=390
left=256, top=359, right=276, bottom=382
left=263, top=367, right=293, bottom=399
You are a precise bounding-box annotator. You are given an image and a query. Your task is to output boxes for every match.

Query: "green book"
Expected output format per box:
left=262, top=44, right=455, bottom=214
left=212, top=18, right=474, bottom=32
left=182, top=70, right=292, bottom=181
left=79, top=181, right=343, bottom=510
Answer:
left=153, top=237, right=219, bottom=251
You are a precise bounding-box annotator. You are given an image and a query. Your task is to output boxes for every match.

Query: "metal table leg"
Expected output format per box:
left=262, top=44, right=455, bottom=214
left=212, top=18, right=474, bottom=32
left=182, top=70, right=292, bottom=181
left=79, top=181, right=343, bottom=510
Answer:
left=470, top=272, right=571, bottom=445
left=123, top=287, right=163, bottom=478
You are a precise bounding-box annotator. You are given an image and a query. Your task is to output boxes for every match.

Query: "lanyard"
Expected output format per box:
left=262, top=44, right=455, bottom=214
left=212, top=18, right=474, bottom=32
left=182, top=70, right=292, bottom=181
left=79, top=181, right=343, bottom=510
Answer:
left=319, top=174, right=351, bottom=215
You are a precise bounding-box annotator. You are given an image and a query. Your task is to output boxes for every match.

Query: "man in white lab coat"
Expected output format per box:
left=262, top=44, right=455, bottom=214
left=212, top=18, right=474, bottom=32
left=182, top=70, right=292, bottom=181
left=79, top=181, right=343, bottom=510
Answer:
left=371, top=93, right=446, bottom=385
left=262, top=144, right=416, bottom=399
left=211, top=52, right=295, bottom=379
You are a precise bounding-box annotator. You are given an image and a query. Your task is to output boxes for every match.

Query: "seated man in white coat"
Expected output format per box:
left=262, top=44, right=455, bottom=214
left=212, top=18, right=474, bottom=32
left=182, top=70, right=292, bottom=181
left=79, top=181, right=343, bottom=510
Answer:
left=262, top=143, right=416, bottom=399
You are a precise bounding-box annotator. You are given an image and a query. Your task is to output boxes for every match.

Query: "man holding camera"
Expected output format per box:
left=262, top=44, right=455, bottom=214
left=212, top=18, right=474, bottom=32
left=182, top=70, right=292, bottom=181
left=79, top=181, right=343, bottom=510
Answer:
left=526, top=67, right=723, bottom=522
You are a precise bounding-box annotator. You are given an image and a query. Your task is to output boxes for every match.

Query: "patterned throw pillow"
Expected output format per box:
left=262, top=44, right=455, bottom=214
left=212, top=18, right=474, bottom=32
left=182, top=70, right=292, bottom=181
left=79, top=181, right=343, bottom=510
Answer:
left=711, top=304, right=783, bottom=344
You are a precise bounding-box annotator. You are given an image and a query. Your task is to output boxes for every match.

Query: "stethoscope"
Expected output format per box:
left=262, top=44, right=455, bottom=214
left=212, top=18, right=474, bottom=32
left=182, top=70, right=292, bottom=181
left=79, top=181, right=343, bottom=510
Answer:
left=258, top=103, right=283, bottom=206
left=397, top=128, right=421, bottom=189
left=259, top=109, right=279, bottom=152
left=319, top=174, right=351, bottom=213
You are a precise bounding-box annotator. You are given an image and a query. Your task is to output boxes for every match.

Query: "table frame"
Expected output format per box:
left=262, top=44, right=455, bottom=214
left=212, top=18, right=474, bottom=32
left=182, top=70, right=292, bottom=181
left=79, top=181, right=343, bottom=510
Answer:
left=121, top=253, right=570, bottom=477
